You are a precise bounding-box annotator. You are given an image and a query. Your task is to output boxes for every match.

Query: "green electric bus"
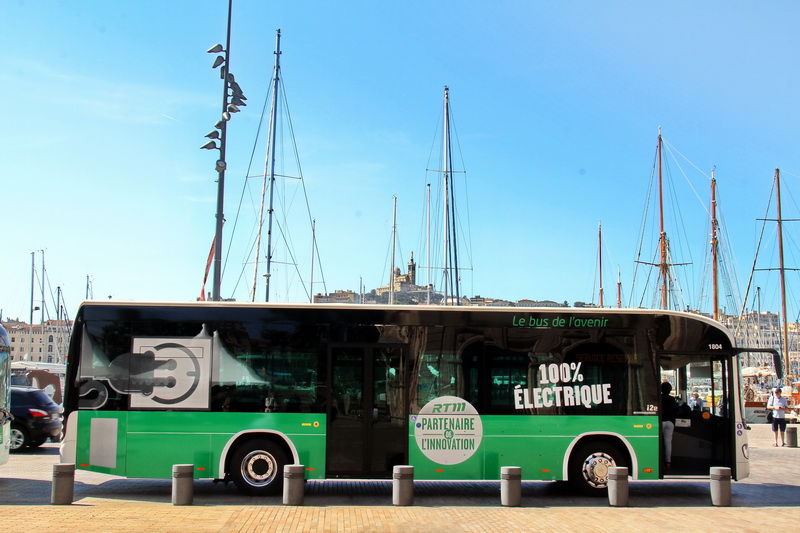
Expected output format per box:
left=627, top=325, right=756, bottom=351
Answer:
left=61, top=301, right=753, bottom=495
left=0, top=322, right=11, bottom=467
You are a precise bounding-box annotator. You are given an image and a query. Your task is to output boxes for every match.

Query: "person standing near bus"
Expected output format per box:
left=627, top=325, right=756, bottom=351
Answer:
left=767, top=387, right=789, bottom=446
left=661, top=381, right=678, bottom=469
left=744, top=383, right=755, bottom=402
left=688, top=392, right=705, bottom=412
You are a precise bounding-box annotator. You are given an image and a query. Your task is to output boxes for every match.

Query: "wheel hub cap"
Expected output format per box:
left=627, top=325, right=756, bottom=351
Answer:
left=242, top=451, right=276, bottom=486
left=582, top=452, right=615, bottom=488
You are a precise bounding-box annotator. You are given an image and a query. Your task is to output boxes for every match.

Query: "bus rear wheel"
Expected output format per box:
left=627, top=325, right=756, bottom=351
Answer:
left=230, top=439, right=288, bottom=496
left=568, top=441, right=626, bottom=496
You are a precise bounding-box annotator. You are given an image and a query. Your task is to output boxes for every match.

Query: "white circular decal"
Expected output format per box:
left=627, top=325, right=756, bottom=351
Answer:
left=413, top=396, right=483, bottom=465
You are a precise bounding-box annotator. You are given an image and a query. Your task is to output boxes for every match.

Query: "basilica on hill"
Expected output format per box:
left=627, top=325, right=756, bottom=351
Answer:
left=374, top=253, right=430, bottom=298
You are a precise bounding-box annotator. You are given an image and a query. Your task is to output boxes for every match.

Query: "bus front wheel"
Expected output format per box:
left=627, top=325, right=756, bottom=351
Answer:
left=230, top=439, right=288, bottom=496
left=568, top=441, right=626, bottom=496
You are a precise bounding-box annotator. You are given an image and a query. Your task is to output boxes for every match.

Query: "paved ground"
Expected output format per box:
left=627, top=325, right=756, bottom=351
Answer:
left=0, top=424, right=798, bottom=532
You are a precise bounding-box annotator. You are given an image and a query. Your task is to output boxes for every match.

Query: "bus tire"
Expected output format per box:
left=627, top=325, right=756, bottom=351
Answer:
left=230, top=439, right=288, bottom=496
left=568, top=441, right=626, bottom=496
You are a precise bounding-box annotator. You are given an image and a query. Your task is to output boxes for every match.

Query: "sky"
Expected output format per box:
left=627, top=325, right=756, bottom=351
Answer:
left=4, top=0, right=800, bottom=323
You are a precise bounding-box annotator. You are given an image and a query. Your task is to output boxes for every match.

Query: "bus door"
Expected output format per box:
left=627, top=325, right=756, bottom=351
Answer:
left=660, top=353, right=734, bottom=476
left=326, top=344, right=408, bottom=478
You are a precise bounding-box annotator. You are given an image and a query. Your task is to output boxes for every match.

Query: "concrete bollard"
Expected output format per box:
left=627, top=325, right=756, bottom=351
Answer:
left=786, top=426, right=797, bottom=448
left=283, top=465, right=305, bottom=505
left=51, top=463, right=75, bottom=505
left=709, top=467, right=732, bottom=507
left=607, top=466, right=629, bottom=507
left=392, top=465, right=414, bottom=506
left=500, top=466, right=522, bottom=507
left=171, top=464, right=194, bottom=506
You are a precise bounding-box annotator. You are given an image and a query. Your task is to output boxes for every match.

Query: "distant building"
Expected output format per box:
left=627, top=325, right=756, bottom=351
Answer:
left=468, top=297, right=514, bottom=307
left=2, top=319, right=71, bottom=364
left=313, top=290, right=358, bottom=304
left=724, top=311, right=800, bottom=376
left=516, top=299, right=567, bottom=308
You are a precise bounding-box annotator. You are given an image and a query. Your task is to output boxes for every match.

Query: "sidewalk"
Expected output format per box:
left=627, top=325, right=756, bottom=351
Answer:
left=0, top=424, right=797, bottom=532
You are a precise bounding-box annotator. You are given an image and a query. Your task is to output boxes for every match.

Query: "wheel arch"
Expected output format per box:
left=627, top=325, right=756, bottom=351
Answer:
left=561, top=432, right=637, bottom=481
left=219, top=430, right=297, bottom=479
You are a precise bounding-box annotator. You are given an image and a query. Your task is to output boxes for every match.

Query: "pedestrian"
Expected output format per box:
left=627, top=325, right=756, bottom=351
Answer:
left=688, top=392, right=705, bottom=411
left=661, top=381, right=678, bottom=468
left=767, top=387, right=789, bottom=446
left=744, top=383, right=755, bottom=402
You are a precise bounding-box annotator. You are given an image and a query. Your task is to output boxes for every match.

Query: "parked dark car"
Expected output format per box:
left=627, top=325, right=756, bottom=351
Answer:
left=9, top=386, right=62, bottom=452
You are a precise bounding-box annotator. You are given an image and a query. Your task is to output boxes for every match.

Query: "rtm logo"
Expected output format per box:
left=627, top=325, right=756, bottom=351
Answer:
left=431, top=402, right=467, bottom=413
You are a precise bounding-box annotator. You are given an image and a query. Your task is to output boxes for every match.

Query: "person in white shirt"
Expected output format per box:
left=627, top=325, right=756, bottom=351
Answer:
left=767, top=387, right=790, bottom=446
left=688, top=392, right=705, bottom=412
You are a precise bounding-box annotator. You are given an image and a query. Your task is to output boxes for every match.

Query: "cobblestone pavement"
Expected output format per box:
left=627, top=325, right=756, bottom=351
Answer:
left=0, top=425, right=797, bottom=532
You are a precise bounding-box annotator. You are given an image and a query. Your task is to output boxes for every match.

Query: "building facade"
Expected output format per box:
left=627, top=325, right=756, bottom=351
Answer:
left=1, top=319, right=71, bottom=364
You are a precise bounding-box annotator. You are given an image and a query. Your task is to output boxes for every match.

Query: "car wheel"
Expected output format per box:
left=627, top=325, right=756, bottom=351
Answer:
left=28, top=439, right=47, bottom=448
left=9, top=424, right=29, bottom=452
left=567, top=441, right=626, bottom=496
left=230, top=439, right=288, bottom=496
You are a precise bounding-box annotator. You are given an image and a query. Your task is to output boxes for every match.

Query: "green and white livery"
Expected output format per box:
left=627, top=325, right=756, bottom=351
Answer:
left=61, top=301, right=752, bottom=495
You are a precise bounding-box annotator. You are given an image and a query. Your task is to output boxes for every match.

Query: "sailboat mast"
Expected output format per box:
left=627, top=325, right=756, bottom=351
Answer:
left=775, top=168, right=790, bottom=386
left=251, top=154, right=269, bottom=300
left=598, top=221, right=604, bottom=308
left=710, top=170, right=719, bottom=320
left=441, top=86, right=461, bottom=305
left=264, top=29, right=282, bottom=302
left=390, top=195, right=397, bottom=306
left=29, top=251, right=35, bottom=358
left=426, top=183, right=431, bottom=305
left=657, top=128, right=669, bottom=310
left=40, top=249, right=45, bottom=325
left=309, top=219, right=316, bottom=303
left=442, top=87, right=451, bottom=304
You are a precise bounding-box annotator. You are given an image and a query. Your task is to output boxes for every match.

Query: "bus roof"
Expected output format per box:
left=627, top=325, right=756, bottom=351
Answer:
left=74, top=299, right=731, bottom=333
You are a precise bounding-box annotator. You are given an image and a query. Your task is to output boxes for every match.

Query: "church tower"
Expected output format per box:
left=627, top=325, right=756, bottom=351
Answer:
left=407, top=252, right=416, bottom=285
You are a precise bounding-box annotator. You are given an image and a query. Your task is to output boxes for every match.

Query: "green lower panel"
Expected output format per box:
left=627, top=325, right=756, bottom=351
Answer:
left=127, top=433, right=213, bottom=478
left=74, top=411, right=659, bottom=482
left=75, top=410, right=327, bottom=480
left=74, top=411, right=128, bottom=476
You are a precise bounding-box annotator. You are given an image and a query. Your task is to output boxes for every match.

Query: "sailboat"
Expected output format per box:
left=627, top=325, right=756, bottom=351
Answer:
left=632, top=128, right=692, bottom=311
left=740, top=169, right=800, bottom=386
left=229, top=29, right=324, bottom=304
left=593, top=222, right=623, bottom=309
left=632, top=128, right=742, bottom=316
left=423, top=86, right=471, bottom=306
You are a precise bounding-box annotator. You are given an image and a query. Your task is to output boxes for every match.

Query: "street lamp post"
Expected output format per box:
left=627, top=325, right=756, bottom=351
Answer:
left=202, top=0, right=246, bottom=301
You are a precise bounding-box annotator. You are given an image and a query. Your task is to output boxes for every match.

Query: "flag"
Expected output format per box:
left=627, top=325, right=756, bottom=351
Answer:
left=200, top=236, right=216, bottom=301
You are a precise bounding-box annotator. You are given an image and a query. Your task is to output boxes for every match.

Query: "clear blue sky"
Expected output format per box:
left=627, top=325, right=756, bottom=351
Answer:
left=3, top=0, right=800, bottom=323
